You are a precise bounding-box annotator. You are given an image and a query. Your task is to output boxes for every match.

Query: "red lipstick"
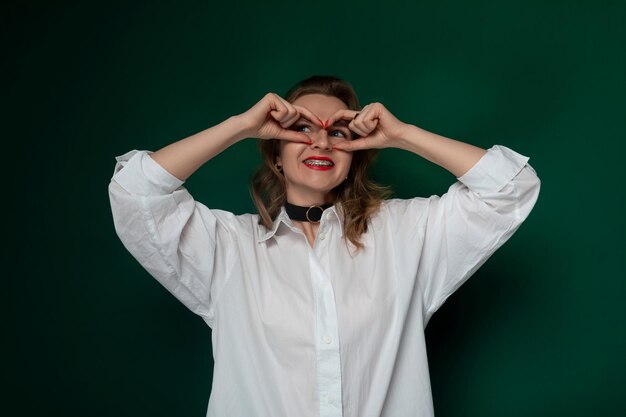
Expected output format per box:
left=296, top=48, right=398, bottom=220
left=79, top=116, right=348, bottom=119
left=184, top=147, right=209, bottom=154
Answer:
left=302, top=156, right=335, bottom=171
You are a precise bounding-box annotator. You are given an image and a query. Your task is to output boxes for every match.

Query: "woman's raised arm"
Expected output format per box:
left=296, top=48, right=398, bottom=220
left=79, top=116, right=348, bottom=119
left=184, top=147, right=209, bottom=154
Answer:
left=327, top=102, right=487, bottom=177
left=149, top=93, right=315, bottom=181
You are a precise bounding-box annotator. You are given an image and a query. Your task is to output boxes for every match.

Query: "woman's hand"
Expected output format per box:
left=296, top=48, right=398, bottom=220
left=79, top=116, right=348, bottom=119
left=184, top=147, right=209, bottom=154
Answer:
left=325, top=102, right=412, bottom=151
left=237, top=93, right=318, bottom=143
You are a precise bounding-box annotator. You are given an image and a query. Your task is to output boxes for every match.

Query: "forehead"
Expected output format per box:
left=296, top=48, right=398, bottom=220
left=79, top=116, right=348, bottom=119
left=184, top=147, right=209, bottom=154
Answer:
left=291, top=94, right=348, bottom=120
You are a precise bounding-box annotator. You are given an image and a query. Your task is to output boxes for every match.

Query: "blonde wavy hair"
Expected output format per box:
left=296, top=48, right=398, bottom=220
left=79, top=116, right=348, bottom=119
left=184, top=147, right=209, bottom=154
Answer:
left=250, top=75, right=391, bottom=250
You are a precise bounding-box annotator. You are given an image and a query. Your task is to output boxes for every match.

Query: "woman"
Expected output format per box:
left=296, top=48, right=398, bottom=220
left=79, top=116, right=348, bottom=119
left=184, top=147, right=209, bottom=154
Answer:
left=109, top=75, right=540, bottom=417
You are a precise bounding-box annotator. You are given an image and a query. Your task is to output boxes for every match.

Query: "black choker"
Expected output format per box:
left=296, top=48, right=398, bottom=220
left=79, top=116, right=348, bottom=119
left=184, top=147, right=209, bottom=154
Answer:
left=285, top=202, right=333, bottom=223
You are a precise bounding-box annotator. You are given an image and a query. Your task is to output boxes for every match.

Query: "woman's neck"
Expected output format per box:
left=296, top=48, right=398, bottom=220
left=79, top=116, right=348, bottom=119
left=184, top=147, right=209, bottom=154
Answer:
left=284, top=185, right=335, bottom=207
left=292, top=220, right=320, bottom=248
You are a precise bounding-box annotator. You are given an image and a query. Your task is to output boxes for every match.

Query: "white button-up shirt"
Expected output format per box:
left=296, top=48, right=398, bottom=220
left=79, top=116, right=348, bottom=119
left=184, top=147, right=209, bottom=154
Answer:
left=108, top=145, right=540, bottom=417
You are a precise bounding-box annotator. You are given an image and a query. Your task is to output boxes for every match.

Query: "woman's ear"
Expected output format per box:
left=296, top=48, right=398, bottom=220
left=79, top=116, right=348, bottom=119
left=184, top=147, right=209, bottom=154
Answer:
left=275, top=141, right=284, bottom=165
left=274, top=150, right=283, bottom=172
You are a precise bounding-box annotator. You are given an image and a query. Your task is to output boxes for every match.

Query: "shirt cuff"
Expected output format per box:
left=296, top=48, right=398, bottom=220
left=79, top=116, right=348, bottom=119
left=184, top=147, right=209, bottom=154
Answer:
left=457, top=145, right=530, bottom=194
left=111, top=149, right=185, bottom=196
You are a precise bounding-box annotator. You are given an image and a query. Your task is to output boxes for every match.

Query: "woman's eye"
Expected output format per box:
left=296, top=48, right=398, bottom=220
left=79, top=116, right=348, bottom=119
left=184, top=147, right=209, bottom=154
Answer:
left=293, top=124, right=311, bottom=132
left=330, top=129, right=349, bottom=139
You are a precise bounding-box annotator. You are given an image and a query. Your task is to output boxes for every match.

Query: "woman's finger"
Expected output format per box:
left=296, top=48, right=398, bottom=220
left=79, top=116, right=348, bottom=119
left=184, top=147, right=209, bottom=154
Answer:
left=279, top=104, right=321, bottom=129
left=351, top=103, right=381, bottom=135
left=269, top=107, right=289, bottom=124
left=325, top=109, right=360, bottom=128
left=292, top=105, right=320, bottom=126
left=350, top=116, right=378, bottom=136
left=274, top=129, right=312, bottom=143
left=333, top=137, right=372, bottom=152
left=361, top=118, right=379, bottom=133
left=347, top=121, right=369, bottom=137
left=269, top=96, right=296, bottom=124
left=280, top=112, right=302, bottom=129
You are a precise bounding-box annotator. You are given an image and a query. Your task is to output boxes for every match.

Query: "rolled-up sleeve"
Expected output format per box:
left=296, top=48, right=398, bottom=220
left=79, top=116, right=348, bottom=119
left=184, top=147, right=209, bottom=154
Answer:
left=414, top=145, right=541, bottom=322
left=108, top=150, right=237, bottom=328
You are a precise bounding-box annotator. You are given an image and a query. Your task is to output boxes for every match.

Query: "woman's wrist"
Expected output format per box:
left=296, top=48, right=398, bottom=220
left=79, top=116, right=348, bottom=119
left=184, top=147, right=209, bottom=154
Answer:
left=393, top=124, right=432, bottom=153
left=223, top=114, right=254, bottom=144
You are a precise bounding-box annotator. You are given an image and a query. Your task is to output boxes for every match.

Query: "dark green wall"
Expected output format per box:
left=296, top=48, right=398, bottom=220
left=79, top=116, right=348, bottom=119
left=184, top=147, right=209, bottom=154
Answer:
left=5, top=0, right=624, bottom=415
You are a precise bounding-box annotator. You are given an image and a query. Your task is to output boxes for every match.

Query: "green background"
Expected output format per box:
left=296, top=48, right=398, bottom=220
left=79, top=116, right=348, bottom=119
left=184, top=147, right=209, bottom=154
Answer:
left=4, top=0, right=625, bottom=415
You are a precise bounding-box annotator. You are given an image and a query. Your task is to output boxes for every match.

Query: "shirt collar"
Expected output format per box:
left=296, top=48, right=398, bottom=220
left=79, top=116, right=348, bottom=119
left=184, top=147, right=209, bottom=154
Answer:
left=257, top=204, right=344, bottom=243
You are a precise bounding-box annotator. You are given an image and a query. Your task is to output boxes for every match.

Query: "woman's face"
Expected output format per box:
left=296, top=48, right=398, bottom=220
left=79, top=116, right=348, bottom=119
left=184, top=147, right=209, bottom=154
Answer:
left=277, top=93, right=354, bottom=206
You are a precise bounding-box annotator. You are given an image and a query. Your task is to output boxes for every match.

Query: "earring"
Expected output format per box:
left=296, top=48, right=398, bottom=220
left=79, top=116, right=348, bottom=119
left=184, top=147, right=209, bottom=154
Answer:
left=274, top=162, right=283, bottom=172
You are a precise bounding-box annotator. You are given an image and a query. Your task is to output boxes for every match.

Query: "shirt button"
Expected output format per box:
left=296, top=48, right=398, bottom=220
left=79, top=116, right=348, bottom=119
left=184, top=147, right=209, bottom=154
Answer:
left=319, top=233, right=326, bottom=240
left=323, top=335, right=332, bottom=344
left=320, top=281, right=327, bottom=289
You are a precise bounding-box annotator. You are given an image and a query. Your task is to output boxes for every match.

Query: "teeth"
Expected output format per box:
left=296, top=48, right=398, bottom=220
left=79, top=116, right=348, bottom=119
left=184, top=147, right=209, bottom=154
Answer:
left=304, top=160, right=334, bottom=166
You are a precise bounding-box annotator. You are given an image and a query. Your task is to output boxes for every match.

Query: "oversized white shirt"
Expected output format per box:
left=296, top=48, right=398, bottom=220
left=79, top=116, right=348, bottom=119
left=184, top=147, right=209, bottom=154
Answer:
left=108, top=145, right=540, bottom=417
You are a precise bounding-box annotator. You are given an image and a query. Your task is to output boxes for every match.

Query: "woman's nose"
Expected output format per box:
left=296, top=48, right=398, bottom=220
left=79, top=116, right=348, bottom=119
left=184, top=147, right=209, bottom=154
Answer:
left=310, top=130, right=332, bottom=151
